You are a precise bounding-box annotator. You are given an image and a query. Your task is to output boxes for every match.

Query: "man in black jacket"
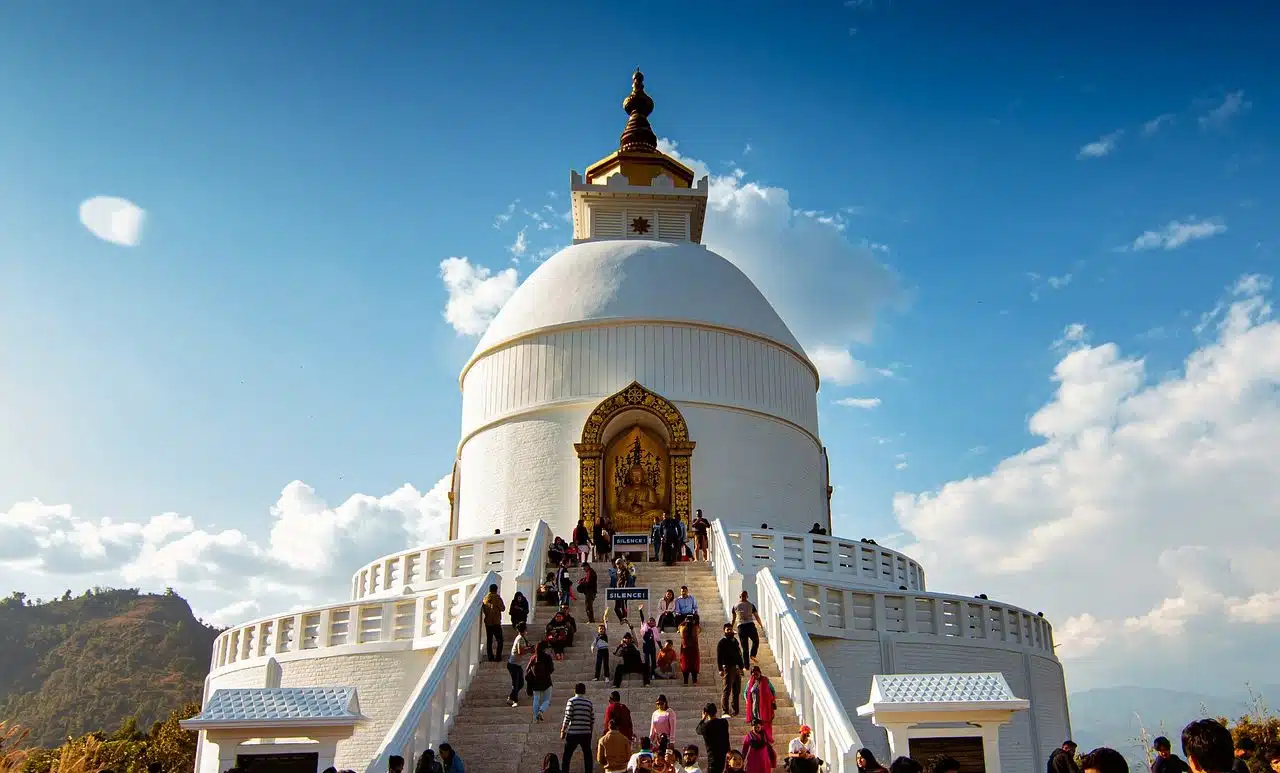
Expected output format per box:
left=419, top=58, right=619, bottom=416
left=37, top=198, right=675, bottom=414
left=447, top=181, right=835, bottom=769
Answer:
left=1152, top=736, right=1191, bottom=773
left=697, top=702, right=730, bottom=773
left=716, top=623, right=745, bottom=716
left=1049, top=740, right=1081, bottom=773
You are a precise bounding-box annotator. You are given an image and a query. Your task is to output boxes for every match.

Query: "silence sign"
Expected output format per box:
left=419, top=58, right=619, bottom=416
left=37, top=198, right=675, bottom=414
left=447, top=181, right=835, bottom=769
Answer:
left=606, top=587, right=650, bottom=602
left=613, top=534, right=650, bottom=547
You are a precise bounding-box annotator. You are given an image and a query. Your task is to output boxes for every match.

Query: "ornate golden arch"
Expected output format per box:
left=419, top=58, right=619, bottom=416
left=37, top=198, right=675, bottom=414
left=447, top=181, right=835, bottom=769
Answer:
left=575, top=381, right=695, bottom=529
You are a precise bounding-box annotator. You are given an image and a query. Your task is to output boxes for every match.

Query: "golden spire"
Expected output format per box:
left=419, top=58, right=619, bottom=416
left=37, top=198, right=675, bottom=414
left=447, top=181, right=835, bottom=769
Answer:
left=619, top=68, right=658, bottom=152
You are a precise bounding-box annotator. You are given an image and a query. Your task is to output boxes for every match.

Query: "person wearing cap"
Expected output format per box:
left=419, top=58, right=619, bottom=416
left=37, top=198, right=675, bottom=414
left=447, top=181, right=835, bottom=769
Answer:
left=787, top=725, right=820, bottom=773
left=1049, top=740, right=1081, bottom=773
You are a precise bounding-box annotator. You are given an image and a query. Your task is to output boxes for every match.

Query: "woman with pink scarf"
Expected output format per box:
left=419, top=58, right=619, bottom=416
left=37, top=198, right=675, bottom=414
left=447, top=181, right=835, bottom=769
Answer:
left=743, top=665, right=777, bottom=742
left=741, top=719, right=776, bottom=773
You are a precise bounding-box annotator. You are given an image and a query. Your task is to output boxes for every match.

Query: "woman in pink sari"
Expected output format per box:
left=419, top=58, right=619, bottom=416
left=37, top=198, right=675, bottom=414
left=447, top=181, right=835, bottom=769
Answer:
left=741, top=719, right=777, bottom=773
left=743, top=665, right=777, bottom=742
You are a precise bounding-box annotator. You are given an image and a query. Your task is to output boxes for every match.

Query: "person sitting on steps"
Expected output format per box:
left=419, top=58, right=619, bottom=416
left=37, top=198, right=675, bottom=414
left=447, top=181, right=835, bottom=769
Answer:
left=613, top=631, right=650, bottom=687
left=656, top=639, right=678, bottom=679
left=656, top=589, right=677, bottom=631
left=557, top=603, right=579, bottom=646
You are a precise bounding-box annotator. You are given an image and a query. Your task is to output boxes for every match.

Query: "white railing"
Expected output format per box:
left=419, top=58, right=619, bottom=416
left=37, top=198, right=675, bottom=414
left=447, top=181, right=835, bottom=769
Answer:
left=720, top=526, right=925, bottom=591
left=509, top=520, right=551, bottom=626
left=209, top=575, right=487, bottom=673
left=364, top=570, right=494, bottom=773
left=757, top=567, right=861, bottom=773
left=212, top=523, right=549, bottom=673
left=352, top=524, right=549, bottom=600
left=709, top=517, right=744, bottom=617
left=776, top=575, right=1056, bottom=654
left=709, top=520, right=861, bottom=773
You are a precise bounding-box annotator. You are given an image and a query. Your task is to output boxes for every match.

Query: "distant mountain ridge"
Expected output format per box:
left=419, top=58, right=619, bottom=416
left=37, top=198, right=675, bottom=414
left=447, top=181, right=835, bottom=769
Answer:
left=1069, top=684, right=1279, bottom=764
left=0, top=587, right=221, bottom=747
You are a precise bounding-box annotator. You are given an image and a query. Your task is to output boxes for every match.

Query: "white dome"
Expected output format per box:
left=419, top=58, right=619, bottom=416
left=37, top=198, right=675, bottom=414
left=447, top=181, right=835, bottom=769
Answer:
left=473, top=240, right=806, bottom=358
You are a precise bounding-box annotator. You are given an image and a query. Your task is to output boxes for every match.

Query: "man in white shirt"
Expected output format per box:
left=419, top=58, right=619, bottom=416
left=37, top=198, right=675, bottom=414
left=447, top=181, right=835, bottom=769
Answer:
left=507, top=622, right=531, bottom=708
left=788, top=725, right=820, bottom=773
left=677, top=744, right=703, bottom=773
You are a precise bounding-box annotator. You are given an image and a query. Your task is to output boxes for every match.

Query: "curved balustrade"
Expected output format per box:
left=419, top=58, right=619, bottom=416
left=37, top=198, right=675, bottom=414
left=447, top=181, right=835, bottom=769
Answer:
left=710, top=520, right=861, bottom=773
left=720, top=525, right=926, bottom=591
left=776, top=575, right=1056, bottom=654
left=364, top=571, right=494, bottom=773
left=209, top=574, right=487, bottom=673
left=351, top=523, right=549, bottom=600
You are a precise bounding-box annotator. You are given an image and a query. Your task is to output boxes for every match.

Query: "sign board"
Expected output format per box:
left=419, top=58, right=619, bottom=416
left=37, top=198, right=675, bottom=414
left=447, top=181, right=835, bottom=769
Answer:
left=606, top=587, right=650, bottom=602
left=613, top=533, right=650, bottom=547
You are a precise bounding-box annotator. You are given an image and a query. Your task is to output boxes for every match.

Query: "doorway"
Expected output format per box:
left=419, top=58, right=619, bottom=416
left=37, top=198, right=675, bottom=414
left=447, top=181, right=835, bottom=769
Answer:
left=236, top=752, right=319, bottom=773
left=908, top=737, right=985, bottom=773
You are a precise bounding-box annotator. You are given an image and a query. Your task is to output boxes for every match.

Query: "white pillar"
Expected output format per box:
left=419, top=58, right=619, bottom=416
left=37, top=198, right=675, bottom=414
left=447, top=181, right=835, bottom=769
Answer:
left=981, top=725, right=1002, bottom=773
left=882, top=723, right=911, bottom=760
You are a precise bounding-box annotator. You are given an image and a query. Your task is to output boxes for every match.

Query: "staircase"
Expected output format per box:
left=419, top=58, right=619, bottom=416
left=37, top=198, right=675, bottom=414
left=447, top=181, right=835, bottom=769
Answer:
left=448, top=560, right=802, bottom=772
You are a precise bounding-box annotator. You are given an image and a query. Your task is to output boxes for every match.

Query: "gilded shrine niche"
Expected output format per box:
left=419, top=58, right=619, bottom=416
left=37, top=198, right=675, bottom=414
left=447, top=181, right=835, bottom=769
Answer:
left=575, top=382, right=695, bottom=532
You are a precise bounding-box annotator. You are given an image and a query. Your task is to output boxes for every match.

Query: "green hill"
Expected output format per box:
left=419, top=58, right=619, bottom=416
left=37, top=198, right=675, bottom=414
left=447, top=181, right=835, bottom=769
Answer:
left=0, top=588, right=221, bottom=747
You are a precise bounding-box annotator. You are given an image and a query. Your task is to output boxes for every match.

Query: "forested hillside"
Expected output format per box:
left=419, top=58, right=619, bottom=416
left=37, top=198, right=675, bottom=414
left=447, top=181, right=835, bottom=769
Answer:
left=0, top=588, right=221, bottom=748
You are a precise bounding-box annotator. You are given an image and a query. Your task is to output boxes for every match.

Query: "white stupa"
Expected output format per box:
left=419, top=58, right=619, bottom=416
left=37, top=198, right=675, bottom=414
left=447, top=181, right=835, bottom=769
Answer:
left=186, top=71, right=1071, bottom=773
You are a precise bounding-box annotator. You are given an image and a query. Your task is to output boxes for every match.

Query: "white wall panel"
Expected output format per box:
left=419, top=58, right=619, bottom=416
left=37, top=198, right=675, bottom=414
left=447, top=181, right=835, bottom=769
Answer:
left=456, top=402, right=827, bottom=539
left=814, top=635, right=1070, bottom=773
left=461, top=323, right=819, bottom=440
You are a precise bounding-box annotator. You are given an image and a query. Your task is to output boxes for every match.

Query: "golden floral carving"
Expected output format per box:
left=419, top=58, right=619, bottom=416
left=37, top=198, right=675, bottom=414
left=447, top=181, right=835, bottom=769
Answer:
left=578, top=382, right=694, bottom=527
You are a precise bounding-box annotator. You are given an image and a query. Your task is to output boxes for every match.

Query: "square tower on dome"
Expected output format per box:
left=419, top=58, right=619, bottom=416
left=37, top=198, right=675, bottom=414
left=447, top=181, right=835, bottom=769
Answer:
left=570, top=69, right=710, bottom=244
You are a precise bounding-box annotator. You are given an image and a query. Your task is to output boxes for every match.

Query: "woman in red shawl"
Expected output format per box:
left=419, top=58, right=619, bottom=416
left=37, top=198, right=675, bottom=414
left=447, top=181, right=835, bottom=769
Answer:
left=743, top=665, right=777, bottom=742
left=678, top=615, right=700, bottom=685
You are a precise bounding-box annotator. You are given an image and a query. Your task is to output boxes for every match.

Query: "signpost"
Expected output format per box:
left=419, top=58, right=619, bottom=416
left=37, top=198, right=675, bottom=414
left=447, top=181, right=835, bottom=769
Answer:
left=613, top=533, right=651, bottom=562
left=605, top=587, right=650, bottom=602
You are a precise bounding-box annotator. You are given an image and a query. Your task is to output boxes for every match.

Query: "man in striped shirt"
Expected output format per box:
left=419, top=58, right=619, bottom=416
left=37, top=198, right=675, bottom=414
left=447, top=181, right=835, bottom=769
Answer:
left=561, top=682, right=596, bottom=773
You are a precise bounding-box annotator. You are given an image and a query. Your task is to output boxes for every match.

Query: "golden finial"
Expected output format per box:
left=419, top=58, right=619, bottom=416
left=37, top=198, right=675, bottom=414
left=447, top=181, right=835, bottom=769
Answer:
left=620, top=68, right=657, bottom=152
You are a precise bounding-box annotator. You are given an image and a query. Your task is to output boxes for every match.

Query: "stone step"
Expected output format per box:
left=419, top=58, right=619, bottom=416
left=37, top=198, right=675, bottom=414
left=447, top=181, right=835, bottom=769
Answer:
left=448, top=562, right=793, bottom=771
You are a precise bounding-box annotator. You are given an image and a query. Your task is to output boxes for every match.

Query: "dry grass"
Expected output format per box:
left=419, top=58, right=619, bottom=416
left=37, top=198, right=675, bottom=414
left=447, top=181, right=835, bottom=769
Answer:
left=49, top=734, right=105, bottom=773
left=0, top=723, right=32, bottom=773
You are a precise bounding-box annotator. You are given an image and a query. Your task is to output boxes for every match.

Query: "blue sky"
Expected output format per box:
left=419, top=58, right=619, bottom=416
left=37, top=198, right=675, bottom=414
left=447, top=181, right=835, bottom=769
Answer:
left=2, top=1, right=1278, bottom=691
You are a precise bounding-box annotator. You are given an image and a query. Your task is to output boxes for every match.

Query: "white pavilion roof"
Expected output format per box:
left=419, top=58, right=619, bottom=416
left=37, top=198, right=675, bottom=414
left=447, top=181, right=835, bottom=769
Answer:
left=181, top=687, right=364, bottom=728
left=858, top=672, right=1030, bottom=715
left=472, top=239, right=807, bottom=360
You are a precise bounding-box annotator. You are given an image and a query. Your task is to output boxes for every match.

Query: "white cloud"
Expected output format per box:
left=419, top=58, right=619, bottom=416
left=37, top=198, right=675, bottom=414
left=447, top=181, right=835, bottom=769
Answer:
left=439, top=256, right=519, bottom=335
left=658, top=138, right=903, bottom=354
left=1129, top=218, right=1227, bottom=251
left=1053, top=322, right=1090, bottom=350
left=1142, top=113, right=1176, bottom=136
left=1077, top=130, right=1123, bottom=159
left=1028, top=272, right=1073, bottom=301
left=835, top=397, right=881, bottom=409
left=1199, top=91, right=1251, bottom=130
left=79, top=196, right=146, bottom=247
left=892, top=274, right=1280, bottom=691
left=808, top=345, right=866, bottom=386
left=509, top=227, right=529, bottom=257
left=493, top=200, right=518, bottom=229
left=0, top=476, right=453, bottom=625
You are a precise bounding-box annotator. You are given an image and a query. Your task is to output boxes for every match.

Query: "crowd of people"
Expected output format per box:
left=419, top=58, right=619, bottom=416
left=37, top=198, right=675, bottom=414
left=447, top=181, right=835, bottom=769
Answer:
left=416, top=519, right=1280, bottom=773
left=1041, top=719, right=1279, bottom=773
left=395, top=713, right=1280, bottom=773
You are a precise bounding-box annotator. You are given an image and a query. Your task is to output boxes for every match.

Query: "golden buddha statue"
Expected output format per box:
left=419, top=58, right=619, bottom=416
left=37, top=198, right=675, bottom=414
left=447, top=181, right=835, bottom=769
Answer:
left=614, top=463, right=666, bottom=529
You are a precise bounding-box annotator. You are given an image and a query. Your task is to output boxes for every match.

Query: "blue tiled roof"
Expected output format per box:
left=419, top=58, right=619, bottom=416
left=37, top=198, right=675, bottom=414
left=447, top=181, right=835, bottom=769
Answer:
left=188, top=687, right=360, bottom=724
